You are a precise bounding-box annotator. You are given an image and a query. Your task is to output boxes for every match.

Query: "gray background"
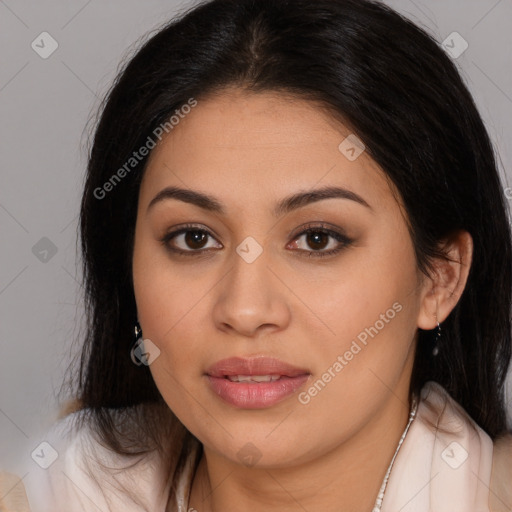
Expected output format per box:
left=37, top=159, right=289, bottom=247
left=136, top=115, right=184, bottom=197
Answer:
left=1, top=0, right=511, bottom=476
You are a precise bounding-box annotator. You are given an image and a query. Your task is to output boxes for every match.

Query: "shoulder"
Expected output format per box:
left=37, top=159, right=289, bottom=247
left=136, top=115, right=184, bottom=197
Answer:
left=419, top=381, right=512, bottom=512
left=418, top=380, right=485, bottom=436
left=23, top=408, right=170, bottom=512
left=24, top=409, right=114, bottom=512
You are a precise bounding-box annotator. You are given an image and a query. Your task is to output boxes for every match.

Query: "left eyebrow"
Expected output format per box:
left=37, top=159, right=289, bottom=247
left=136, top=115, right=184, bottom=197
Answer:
left=272, top=185, right=372, bottom=216
left=147, top=186, right=224, bottom=214
left=146, top=184, right=372, bottom=216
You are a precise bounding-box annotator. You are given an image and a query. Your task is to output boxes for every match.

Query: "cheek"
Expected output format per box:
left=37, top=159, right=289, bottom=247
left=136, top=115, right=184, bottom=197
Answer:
left=132, top=235, right=215, bottom=396
left=132, top=221, right=199, bottom=335
left=292, top=282, right=418, bottom=442
left=294, top=233, right=420, bottom=413
left=135, top=269, right=201, bottom=336
left=132, top=255, right=209, bottom=419
left=294, top=232, right=418, bottom=353
left=133, top=263, right=205, bottom=366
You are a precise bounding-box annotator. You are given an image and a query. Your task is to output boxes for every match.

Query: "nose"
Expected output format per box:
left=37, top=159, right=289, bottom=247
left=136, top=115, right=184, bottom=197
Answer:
left=212, top=242, right=291, bottom=338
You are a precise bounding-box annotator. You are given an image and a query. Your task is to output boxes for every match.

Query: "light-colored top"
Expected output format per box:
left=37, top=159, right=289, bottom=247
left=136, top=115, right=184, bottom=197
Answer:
left=4, top=381, right=511, bottom=511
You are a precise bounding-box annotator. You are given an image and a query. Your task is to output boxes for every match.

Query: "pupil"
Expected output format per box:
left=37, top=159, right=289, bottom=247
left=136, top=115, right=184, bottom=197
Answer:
left=308, top=231, right=328, bottom=250
left=185, top=230, right=206, bottom=249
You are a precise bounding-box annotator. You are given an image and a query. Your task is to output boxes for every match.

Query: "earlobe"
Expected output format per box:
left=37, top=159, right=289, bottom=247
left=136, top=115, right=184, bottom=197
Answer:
left=417, top=230, right=473, bottom=330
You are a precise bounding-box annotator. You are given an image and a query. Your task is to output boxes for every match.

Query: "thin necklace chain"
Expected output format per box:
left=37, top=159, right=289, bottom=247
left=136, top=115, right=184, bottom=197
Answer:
left=371, top=395, right=419, bottom=512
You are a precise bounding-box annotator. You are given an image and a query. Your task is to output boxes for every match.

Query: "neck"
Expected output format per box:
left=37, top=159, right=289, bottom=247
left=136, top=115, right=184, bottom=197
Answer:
left=188, top=392, right=414, bottom=512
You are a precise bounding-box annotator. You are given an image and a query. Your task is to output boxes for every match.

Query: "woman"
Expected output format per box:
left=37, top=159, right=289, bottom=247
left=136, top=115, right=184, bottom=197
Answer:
left=13, top=0, right=512, bottom=510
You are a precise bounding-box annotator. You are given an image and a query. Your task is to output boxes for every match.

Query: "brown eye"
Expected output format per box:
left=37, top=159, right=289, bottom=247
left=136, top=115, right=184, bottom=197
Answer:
left=305, top=231, right=330, bottom=251
left=288, top=224, right=353, bottom=259
left=184, top=230, right=209, bottom=250
left=160, top=224, right=222, bottom=255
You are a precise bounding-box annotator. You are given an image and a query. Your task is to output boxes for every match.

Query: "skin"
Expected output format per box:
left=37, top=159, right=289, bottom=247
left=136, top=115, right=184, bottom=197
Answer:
left=132, top=88, right=473, bottom=512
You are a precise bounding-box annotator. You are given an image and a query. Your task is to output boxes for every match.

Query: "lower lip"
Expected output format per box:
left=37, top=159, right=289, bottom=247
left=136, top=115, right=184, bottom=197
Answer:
left=206, top=375, right=310, bottom=409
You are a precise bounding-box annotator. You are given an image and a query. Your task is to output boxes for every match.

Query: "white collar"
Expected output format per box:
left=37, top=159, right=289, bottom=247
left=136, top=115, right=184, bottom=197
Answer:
left=382, top=381, right=493, bottom=512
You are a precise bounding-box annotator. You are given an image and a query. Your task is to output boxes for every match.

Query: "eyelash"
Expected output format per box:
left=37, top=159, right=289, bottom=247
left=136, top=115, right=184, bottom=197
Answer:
left=159, top=222, right=353, bottom=259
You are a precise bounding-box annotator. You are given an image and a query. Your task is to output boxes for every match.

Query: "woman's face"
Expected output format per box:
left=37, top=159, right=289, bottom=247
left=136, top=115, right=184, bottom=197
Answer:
left=132, top=88, right=430, bottom=468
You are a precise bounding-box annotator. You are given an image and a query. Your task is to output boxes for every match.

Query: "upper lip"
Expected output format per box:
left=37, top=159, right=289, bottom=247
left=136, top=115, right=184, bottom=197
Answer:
left=206, top=356, right=310, bottom=378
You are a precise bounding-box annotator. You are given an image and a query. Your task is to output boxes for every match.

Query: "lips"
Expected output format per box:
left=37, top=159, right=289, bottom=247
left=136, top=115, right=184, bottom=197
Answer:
left=206, top=356, right=309, bottom=378
left=205, top=357, right=310, bottom=409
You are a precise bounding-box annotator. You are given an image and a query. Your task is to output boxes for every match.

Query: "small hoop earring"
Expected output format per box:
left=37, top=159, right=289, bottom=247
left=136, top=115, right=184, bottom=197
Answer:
left=432, top=321, right=441, bottom=356
left=134, top=321, right=142, bottom=341
left=130, top=321, right=144, bottom=366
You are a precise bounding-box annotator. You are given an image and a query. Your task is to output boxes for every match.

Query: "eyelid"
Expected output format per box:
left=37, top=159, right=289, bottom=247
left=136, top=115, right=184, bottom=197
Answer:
left=289, top=221, right=348, bottom=239
left=287, top=222, right=353, bottom=258
left=159, top=223, right=222, bottom=252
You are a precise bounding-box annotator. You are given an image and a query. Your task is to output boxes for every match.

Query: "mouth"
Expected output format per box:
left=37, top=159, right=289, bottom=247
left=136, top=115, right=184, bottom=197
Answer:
left=205, top=357, right=310, bottom=409
left=225, top=374, right=283, bottom=382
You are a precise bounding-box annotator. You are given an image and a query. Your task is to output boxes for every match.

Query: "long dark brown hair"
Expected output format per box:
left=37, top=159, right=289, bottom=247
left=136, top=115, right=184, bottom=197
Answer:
left=71, top=0, right=511, bottom=507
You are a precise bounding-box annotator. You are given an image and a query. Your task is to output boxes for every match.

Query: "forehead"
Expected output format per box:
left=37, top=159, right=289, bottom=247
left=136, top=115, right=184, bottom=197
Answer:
left=140, top=89, right=397, bottom=215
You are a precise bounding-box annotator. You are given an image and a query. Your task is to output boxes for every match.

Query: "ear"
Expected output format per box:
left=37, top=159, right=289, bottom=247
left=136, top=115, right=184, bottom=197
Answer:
left=417, top=230, right=473, bottom=330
